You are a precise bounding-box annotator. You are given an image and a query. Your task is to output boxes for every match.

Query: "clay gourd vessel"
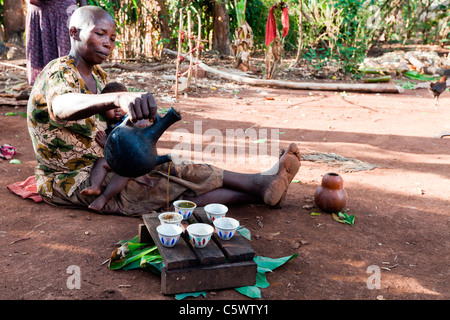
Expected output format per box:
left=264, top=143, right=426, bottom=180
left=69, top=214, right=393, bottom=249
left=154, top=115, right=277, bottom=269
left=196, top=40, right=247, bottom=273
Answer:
left=104, top=107, right=182, bottom=177
left=314, top=172, right=348, bottom=213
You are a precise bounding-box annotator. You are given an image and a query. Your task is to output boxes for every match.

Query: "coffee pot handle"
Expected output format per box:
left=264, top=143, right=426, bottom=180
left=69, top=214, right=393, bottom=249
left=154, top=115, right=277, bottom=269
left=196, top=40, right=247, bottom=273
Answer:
left=117, top=111, right=162, bottom=128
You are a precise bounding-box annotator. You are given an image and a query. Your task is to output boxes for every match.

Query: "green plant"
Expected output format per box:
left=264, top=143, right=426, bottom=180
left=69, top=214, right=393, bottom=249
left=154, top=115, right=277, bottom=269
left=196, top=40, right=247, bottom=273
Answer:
left=235, top=0, right=247, bottom=26
left=332, top=209, right=355, bottom=226
left=67, top=0, right=448, bottom=65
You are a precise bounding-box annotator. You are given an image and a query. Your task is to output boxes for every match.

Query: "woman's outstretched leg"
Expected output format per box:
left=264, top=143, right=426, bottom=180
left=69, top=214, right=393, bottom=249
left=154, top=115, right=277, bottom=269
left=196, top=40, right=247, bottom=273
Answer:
left=186, top=143, right=301, bottom=207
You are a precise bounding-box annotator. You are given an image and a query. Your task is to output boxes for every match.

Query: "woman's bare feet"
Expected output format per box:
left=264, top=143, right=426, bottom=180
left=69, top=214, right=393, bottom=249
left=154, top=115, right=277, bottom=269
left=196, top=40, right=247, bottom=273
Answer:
left=80, top=186, right=102, bottom=196
left=88, top=194, right=108, bottom=211
left=261, top=143, right=301, bottom=207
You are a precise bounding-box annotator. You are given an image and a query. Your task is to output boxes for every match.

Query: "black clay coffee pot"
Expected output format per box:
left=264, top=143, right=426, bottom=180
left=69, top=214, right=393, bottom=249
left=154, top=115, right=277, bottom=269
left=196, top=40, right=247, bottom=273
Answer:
left=104, top=107, right=182, bottom=177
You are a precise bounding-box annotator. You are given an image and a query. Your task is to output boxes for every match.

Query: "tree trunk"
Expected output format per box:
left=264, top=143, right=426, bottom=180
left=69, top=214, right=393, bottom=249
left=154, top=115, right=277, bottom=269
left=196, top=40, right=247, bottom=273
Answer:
left=156, top=0, right=172, bottom=48
left=3, top=0, right=26, bottom=46
left=212, top=0, right=230, bottom=55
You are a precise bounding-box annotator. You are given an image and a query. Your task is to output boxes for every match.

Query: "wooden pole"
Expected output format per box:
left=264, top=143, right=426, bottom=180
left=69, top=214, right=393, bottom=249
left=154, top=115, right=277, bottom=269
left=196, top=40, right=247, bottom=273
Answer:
left=187, top=10, right=194, bottom=89
left=195, top=13, right=202, bottom=88
left=0, top=61, right=27, bottom=71
left=175, top=9, right=183, bottom=98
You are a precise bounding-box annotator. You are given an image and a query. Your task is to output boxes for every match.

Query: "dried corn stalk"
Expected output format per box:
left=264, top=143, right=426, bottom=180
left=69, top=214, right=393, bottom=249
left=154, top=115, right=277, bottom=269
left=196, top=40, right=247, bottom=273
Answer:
left=111, top=0, right=162, bottom=60
left=230, top=22, right=254, bottom=71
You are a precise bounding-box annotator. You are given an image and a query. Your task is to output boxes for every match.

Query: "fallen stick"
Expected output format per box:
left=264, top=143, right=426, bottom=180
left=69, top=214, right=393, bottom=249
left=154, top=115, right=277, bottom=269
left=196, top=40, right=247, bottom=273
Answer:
left=163, top=48, right=402, bottom=94
left=10, top=237, right=31, bottom=244
left=0, top=61, right=27, bottom=71
left=0, top=97, right=28, bottom=106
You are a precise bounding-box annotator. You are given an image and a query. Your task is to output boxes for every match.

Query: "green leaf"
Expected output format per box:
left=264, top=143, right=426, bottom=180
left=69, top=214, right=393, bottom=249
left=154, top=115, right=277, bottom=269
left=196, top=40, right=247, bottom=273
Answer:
left=123, top=235, right=140, bottom=244
left=140, top=254, right=163, bottom=274
left=235, top=254, right=298, bottom=299
left=127, top=241, right=156, bottom=252
left=338, top=211, right=355, bottom=226
left=254, top=254, right=299, bottom=273
left=257, top=266, right=273, bottom=274
left=9, top=159, right=21, bottom=164
left=5, top=112, right=16, bottom=116
left=255, top=272, right=270, bottom=288
left=234, top=285, right=261, bottom=299
left=237, top=226, right=251, bottom=241
left=404, top=71, right=439, bottom=82
left=109, top=243, right=160, bottom=270
left=333, top=210, right=355, bottom=226
left=121, top=260, right=141, bottom=270
left=252, top=138, right=267, bottom=144
left=310, top=212, right=321, bottom=216
left=175, top=291, right=207, bottom=300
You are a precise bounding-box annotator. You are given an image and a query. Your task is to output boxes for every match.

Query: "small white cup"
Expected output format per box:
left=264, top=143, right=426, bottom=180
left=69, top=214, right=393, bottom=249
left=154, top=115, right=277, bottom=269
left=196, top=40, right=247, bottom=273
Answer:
left=158, top=212, right=183, bottom=226
left=173, top=200, right=197, bottom=220
left=213, top=217, right=240, bottom=240
left=156, top=224, right=183, bottom=247
left=204, top=203, right=228, bottom=223
left=187, top=223, right=214, bottom=248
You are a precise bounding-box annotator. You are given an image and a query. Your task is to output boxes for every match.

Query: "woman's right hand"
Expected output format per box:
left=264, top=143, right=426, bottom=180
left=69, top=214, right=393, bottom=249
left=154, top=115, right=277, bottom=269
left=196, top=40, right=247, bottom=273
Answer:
left=116, top=92, right=158, bottom=123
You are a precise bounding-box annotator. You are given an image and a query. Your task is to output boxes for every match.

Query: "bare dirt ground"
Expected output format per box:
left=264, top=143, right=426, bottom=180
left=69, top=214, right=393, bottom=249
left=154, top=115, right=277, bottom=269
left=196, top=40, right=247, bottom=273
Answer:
left=1, top=51, right=449, bottom=302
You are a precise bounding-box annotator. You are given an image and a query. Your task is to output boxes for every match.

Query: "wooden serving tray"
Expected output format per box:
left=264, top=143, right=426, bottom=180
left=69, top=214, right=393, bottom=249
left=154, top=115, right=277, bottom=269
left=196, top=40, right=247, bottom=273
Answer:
left=139, top=208, right=256, bottom=294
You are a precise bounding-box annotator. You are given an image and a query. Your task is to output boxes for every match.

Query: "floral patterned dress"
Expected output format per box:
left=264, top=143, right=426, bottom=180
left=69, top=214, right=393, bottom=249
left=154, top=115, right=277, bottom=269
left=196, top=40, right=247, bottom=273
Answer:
left=27, top=55, right=108, bottom=200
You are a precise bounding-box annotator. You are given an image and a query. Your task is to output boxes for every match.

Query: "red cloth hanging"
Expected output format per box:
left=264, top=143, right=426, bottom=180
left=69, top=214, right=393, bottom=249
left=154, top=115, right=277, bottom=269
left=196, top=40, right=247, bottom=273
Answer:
left=265, top=4, right=290, bottom=47
left=281, top=6, right=289, bottom=37
left=265, top=5, right=277, bottom=47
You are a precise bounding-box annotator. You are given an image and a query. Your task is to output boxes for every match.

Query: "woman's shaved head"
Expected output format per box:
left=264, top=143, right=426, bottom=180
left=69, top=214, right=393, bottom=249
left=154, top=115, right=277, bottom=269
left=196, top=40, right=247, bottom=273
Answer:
left=69, top=5, right=115, bottom=30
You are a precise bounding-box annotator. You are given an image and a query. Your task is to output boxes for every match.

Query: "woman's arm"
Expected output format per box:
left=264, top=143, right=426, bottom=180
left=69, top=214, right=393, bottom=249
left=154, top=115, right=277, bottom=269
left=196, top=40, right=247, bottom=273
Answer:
left=52, top=91, right=158, bottom=122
